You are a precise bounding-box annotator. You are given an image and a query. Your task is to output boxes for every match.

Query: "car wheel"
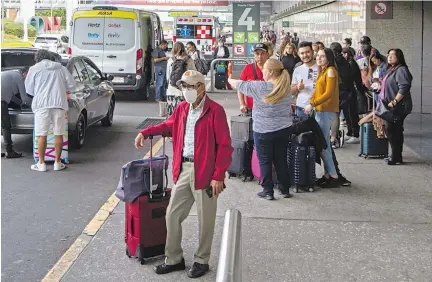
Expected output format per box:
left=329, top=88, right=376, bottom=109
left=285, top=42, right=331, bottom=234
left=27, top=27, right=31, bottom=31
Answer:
left=101, top=98, right=115, bottom=127
left=71, top=112, right=86, bottom=149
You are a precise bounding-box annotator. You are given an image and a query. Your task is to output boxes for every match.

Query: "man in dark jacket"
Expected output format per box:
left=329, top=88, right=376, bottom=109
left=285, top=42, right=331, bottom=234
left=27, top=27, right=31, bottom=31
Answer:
left=1, top=68, right=29, bottom=158
left=330, top=42, right=360, bottom=144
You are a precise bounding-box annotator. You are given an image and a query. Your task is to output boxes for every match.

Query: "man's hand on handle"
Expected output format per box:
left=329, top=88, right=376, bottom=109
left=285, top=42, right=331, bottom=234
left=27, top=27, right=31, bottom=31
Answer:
left=135, top=133, right=146, bottom=149
left=211, top=180, right=225, bottom=198
left=240, top=105, right=248, bottom=113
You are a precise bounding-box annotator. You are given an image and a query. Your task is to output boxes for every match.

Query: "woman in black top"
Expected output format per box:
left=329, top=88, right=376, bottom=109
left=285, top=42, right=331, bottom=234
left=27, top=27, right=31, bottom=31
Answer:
left=279, top=43, right=301, bottom=82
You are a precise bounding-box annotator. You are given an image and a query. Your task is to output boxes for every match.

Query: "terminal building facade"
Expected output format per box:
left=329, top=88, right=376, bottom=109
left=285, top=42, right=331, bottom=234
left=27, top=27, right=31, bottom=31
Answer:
left=271, top=0, right=431, bottom=114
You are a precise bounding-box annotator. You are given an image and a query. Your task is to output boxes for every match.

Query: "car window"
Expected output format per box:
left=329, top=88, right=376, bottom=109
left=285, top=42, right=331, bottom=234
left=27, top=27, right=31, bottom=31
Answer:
left=61, top=36, right=69, bottom=44
left=83, top=60, right=101, bottom=82
left=71, top=65, right=82, bottom=82
left=35, top=37, right=59, bottom=44
left=74, top=59, right=89, bottom=82
left=1, top=52, right=35, bottom=69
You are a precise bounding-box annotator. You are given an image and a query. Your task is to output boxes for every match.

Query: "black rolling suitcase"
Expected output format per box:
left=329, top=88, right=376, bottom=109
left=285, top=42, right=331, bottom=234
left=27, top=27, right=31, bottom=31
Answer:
left=227, top=139, right=253, bottom=181
left=228, top=113, right=254, bottom=181
left=289, top=132, right=316, bottom=193
left=215, top=73, right=227, bottom=90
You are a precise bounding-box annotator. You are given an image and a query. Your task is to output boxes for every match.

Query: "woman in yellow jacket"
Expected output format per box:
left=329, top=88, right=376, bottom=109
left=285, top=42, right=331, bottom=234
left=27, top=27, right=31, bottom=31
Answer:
left=304, top=48, right=340, bottom=187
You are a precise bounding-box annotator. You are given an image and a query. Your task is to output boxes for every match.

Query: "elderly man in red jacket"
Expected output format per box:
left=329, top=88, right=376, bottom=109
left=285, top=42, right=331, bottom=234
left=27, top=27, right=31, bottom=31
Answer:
left=135, top=70, right=233, bottom=278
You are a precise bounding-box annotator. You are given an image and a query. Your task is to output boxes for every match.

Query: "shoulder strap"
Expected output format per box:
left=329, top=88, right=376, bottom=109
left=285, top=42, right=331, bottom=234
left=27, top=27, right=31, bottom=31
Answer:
left=251, top=63, right=259, bottom=80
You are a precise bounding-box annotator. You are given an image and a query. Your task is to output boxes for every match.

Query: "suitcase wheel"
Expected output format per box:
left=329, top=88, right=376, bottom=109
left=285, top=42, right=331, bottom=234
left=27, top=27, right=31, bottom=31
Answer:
left=249, top=176, right=254, bottom=181
left=308, top=186, right=314, bottom=193
left=242, top=176, right=247, bottom=182
left=126, top=247, right=131, bottom=258
left=140, top=258, right=146, bottom=265
left=364, top=155, right=369, bottom=159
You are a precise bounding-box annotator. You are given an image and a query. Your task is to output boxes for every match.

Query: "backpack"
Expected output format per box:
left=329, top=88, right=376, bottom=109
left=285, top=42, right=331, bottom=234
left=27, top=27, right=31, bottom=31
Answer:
left=336, top=57, right=353, bottom=91
left=169, top=58, right=187, bottom=87
left=193, top=52, right=209, bottom=75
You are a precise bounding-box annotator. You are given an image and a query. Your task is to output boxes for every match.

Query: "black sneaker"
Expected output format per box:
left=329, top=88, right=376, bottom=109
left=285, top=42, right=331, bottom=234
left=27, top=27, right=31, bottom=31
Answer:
left=257, top=191, right=275, bottom=200
left=319, top=177, right=340, bottom=188
left=5, top=151, right=22, bottom=159
left=337, top=174, right=351, bottom=187
left=187, top=262, right=210, bottom=278
left=315, top=176, right=328, bottom=186
left=154, top=258, right=186, bottom=275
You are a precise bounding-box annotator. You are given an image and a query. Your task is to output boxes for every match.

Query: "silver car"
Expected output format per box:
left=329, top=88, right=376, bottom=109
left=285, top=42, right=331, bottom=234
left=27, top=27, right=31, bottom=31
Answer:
left=1, top=48, right=115, bottom=148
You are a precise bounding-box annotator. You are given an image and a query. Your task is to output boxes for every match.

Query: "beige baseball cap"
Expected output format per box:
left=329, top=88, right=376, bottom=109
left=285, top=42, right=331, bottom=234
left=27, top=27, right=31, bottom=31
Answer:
left=176, top=70, right=205, bottom=87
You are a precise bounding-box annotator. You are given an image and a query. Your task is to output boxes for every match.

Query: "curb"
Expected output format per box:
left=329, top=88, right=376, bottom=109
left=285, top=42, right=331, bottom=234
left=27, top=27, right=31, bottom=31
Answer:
left=41, top=137, right=165, bottom=282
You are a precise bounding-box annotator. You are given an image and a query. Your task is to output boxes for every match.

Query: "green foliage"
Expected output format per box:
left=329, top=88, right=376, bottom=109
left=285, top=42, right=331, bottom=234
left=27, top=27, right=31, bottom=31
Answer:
left=35, top=8, right=66, bottom=27
left=4, top=22, right=36, bottom=38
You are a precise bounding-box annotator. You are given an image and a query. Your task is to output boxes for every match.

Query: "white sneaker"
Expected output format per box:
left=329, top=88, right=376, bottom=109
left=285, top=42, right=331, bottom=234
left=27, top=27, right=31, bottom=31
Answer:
left=54, top=162, right=66, bottom=171
left=346, top=137, right=360, bottom=144
left=31, top=163, right=47, bottom=172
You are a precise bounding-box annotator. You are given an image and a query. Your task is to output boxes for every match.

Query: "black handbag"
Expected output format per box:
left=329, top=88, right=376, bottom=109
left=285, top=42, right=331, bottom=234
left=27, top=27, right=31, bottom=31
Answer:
left=355, top=87, right=369, bottom=114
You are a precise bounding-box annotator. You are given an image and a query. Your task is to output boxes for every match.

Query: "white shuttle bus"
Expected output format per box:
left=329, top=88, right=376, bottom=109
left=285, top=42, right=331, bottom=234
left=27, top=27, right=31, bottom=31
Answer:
left=69, top=6, right=163, bottom=99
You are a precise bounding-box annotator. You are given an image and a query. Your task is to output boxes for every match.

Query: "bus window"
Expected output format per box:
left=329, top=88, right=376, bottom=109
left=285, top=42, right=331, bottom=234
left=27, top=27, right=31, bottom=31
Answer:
left=73, top=18, right=104, bottom=50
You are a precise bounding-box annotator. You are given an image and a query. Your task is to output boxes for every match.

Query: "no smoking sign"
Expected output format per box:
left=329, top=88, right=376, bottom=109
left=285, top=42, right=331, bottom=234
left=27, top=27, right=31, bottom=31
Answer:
left=371, top=1, right=393, bottom=19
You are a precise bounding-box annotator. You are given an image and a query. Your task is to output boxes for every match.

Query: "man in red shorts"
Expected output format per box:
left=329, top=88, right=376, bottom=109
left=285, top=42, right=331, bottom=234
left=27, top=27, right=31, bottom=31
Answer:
left=237, top=43, right=270, bottom=113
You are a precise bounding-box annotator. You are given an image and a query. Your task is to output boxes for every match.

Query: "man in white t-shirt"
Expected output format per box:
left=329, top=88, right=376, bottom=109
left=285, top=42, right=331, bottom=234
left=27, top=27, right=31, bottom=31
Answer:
left=290, top=41, right=318, bottom=118
left=290, top=41, right=352, bottom=187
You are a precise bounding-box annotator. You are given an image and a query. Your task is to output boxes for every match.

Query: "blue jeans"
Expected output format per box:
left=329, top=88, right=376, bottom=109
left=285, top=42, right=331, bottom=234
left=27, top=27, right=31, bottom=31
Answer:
left=253, top=127, right=292, bottom=195
left=295, top=106, right=310, bottom=119
left=155, top=66, right=166, bottom=101
left=315, top=111, right=337, bottom=176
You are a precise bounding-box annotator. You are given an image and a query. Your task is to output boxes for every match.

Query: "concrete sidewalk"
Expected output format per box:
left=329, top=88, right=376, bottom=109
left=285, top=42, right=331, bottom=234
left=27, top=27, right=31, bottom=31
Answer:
left=60, top=94, right=432, bottom=282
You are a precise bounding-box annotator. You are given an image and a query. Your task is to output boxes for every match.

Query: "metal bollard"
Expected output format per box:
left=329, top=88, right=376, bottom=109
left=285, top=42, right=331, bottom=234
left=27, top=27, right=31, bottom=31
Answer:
left=216, top=209, right=242, bottom=282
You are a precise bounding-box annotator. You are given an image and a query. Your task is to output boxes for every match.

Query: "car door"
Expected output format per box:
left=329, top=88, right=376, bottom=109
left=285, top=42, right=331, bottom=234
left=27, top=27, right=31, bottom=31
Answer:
left=82, top=58, right=111, bottom=121
left=73, top=58, right=99, bottom=125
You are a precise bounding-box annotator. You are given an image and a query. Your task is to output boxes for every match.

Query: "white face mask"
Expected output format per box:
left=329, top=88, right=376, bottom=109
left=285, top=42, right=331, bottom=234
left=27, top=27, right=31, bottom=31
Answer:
left=182, top=88, right=198, bottom=104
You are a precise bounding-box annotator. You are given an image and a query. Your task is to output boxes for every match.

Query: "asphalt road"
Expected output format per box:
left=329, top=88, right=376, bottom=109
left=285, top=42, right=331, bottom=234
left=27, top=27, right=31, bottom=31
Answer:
left=1, top=92, right=161, bottom=282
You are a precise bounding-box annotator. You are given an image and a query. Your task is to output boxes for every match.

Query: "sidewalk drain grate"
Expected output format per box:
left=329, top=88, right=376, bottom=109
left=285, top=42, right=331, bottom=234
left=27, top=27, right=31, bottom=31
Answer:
left=137, top=118, right=165, bottom=129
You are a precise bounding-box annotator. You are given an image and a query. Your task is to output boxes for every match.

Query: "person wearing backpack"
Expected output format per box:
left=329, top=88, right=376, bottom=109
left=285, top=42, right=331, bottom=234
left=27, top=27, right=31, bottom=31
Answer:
left=329, top=42, right=355, bottom=146
left=166, top=42, right=196, bottom=116
left=187, top=41, right=209, bottom=76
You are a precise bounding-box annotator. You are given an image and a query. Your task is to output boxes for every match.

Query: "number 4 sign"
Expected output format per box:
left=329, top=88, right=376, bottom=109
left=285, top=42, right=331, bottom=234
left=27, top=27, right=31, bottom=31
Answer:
left=238, top=8, right=255, bottom=31
left=233, top=3, right=260, bottom=33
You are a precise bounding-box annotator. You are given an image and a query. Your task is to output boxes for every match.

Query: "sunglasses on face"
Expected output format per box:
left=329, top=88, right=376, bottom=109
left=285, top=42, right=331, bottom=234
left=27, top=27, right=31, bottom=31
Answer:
left=308, top=68, right=313, bottom=80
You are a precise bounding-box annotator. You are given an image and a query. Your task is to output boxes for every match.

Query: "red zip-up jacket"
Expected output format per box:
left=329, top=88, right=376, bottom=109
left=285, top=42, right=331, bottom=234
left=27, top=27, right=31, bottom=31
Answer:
left=140, top=97, right=233, bottom=190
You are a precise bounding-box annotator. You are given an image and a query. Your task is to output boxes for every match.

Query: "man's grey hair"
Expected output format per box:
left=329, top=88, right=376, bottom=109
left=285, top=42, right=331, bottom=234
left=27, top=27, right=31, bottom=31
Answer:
left=34, top=49, right=56, bottom=63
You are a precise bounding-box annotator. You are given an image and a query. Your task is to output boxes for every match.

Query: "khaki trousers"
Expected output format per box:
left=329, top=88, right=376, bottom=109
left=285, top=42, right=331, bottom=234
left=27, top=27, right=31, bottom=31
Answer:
left=165, top=162, right=218, bottom=265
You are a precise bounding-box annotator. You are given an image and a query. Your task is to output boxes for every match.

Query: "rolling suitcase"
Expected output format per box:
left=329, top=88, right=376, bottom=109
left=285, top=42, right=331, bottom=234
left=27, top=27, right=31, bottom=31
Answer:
left=227, top=139, right=253, bottom=181
left=230, top=114, right=253, bottom=142
left=358, top=122, right=388, bottom=159
left=251, top=148, right=277, bottom=185
left=33, top=111, right=69, bottom=164
left=290, top=132, right=316, bottom=193
left=125, top=136, right=171, bottom=264
left=215, top=73, right=227, bottom=90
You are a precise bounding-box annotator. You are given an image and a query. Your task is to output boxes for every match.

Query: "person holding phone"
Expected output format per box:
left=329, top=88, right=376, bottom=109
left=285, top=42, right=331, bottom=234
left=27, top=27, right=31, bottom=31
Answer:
left=291, top=41, right=319, bottom=118
left=134, top=70, right=233, bottom=278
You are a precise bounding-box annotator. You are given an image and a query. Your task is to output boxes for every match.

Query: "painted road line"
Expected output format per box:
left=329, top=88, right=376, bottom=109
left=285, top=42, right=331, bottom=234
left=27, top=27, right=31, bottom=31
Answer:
left=41, top=137, right=165, bottom=282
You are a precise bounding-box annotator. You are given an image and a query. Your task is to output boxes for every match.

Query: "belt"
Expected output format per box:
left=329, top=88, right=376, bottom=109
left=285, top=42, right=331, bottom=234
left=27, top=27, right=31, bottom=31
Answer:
left=182, top=156, right=194, bottom=162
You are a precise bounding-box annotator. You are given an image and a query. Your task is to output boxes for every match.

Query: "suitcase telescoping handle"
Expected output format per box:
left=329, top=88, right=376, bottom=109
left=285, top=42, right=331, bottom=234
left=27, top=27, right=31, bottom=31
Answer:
left=148, top=135, right=167, bottom=199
